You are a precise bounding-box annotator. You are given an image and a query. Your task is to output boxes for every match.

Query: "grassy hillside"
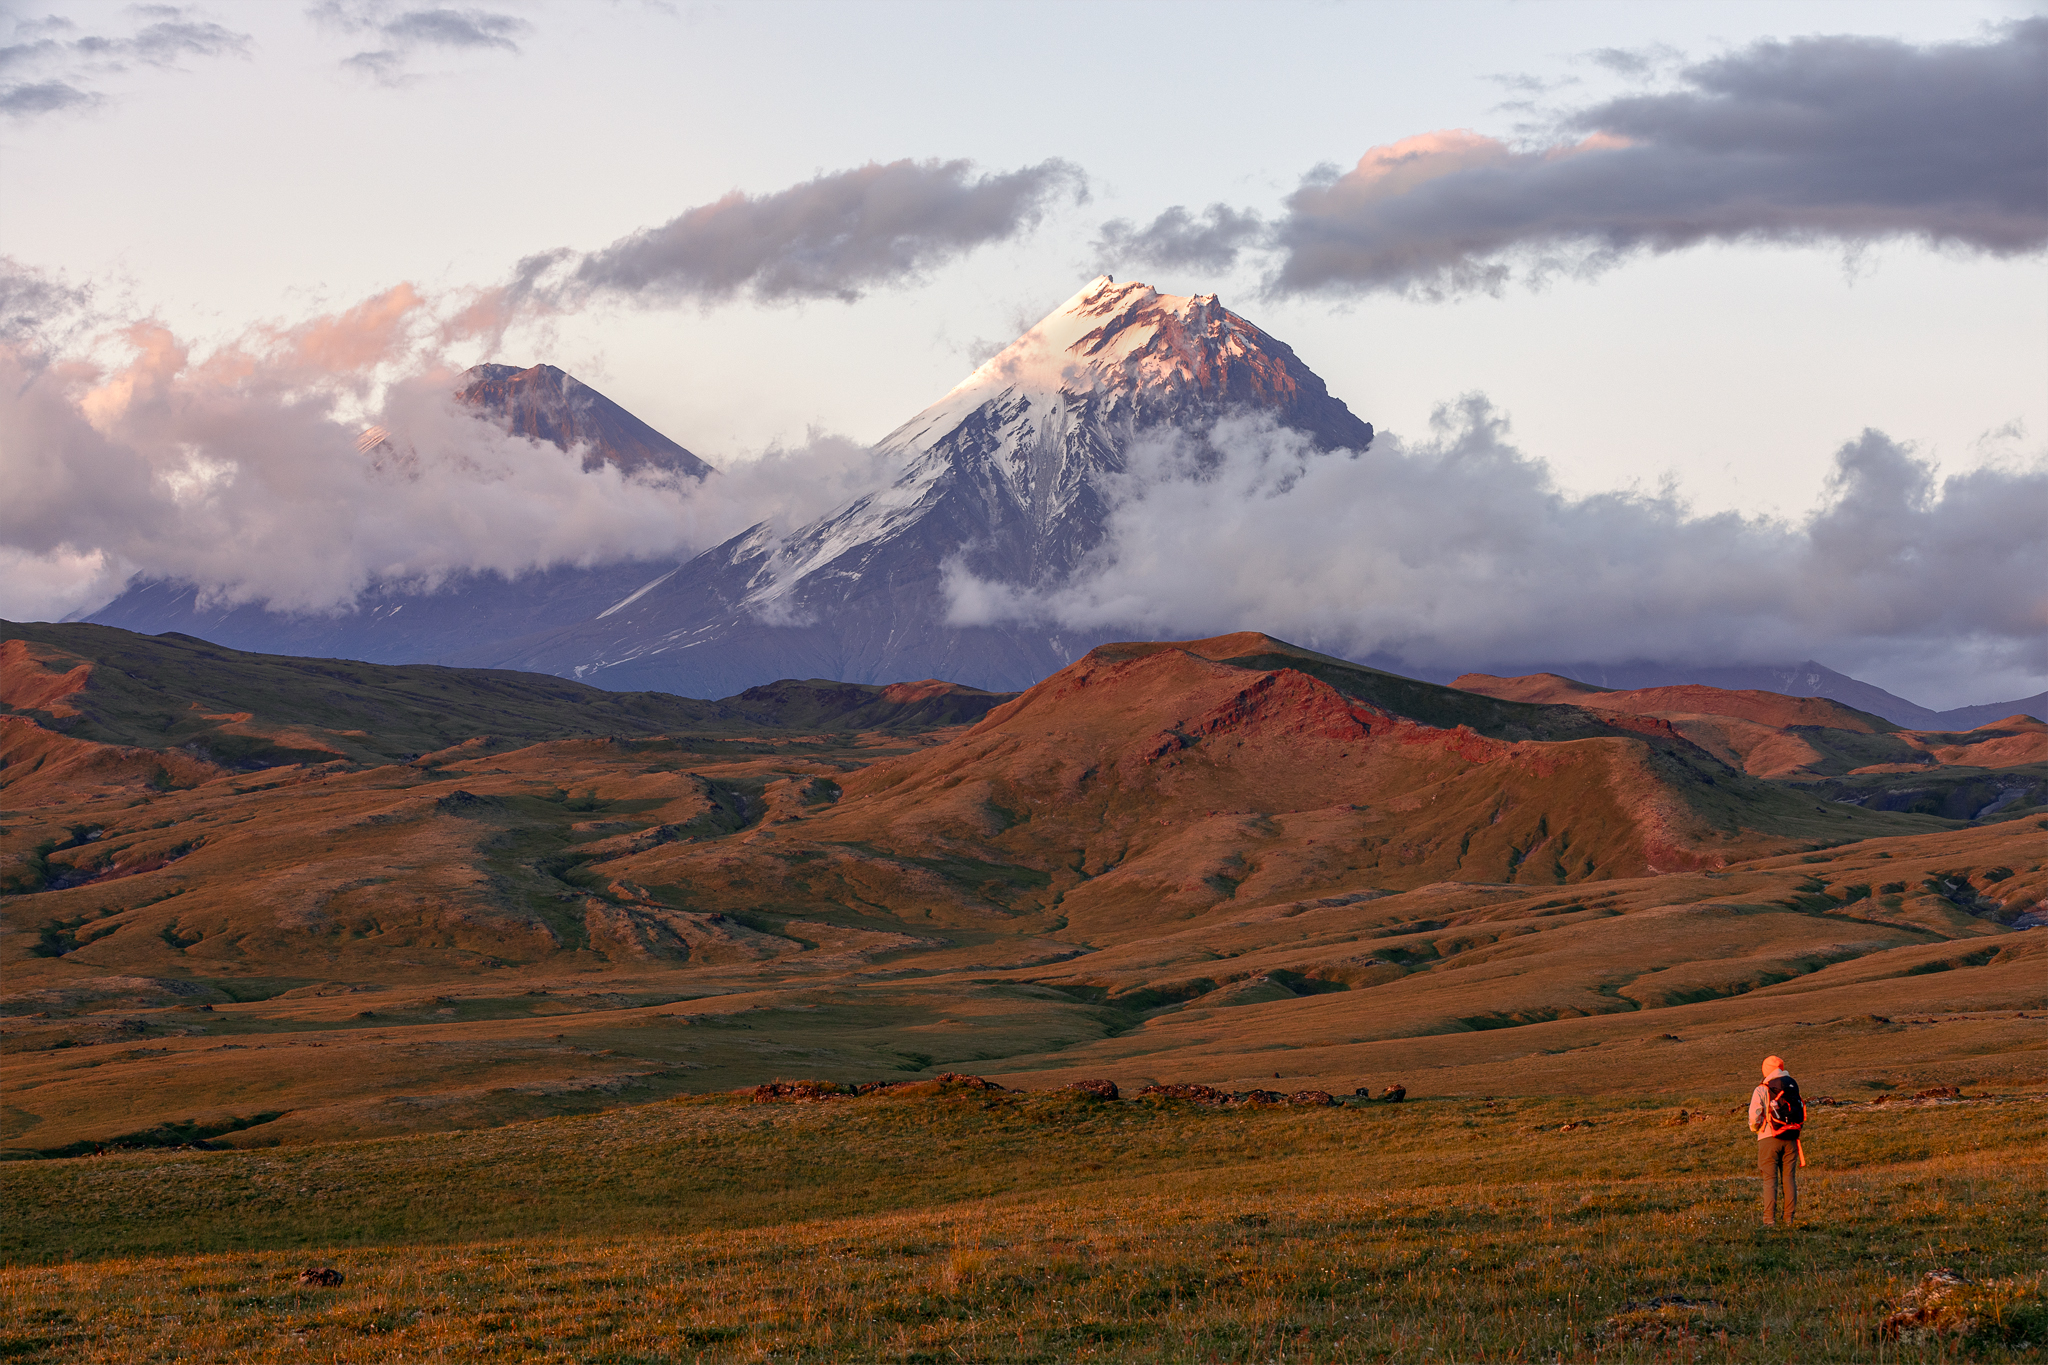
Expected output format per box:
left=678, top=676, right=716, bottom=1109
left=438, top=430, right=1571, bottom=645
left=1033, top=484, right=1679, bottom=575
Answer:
left=2, top=1083, right=2044, bottom=1361
left=3, top=627, right=2040, bottom=1160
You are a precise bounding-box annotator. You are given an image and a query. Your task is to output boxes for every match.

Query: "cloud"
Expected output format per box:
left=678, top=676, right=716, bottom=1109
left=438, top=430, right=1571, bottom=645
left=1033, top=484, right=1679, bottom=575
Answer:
left=1095, top=204, right=1265, bottom=274
left=309, top=1, right=529, bottom=85
left=0, top=6, right=250, bottom=119
left=443, top=159, right=1087, bottom=347
left=565, top=157, right=1088, bottom=306
left=0, top=270, right=899, bottom=623
left=1268, top=19, right=2048, bottom=297
left=942, top=402, right=2048, bottom=703
left=0, top=80, right=96, bottom=116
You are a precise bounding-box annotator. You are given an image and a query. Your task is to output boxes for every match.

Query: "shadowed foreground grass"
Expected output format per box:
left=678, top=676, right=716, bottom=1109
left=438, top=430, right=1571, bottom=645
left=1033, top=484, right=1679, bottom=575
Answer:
left=4, top=1087, right=2045, bottom=1362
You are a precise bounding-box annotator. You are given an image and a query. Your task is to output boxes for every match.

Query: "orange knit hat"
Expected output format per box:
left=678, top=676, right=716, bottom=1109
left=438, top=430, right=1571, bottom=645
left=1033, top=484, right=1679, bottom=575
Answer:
left=1762, top=1055, right=1786, bottom=1076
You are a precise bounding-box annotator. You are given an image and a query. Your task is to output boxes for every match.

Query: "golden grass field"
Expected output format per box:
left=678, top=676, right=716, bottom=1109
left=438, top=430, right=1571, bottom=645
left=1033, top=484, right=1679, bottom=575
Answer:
left=5, top=1083, right=2046, bottom=1362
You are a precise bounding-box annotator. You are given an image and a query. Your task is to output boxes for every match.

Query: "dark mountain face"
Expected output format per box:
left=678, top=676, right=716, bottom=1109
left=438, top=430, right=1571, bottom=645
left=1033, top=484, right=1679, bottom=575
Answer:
left=453, top=363, right=713, bottom=479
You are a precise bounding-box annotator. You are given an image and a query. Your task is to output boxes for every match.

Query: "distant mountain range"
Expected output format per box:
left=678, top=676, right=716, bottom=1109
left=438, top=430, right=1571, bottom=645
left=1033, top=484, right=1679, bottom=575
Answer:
left=79, top=280, right=2040, bottom=726
left=1457, top=659, right=2047, bottom=732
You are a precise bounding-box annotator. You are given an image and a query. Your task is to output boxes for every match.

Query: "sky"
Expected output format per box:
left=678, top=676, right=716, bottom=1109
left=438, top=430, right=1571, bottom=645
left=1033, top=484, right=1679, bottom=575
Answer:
left=2, top=0, right=2044, bottom=706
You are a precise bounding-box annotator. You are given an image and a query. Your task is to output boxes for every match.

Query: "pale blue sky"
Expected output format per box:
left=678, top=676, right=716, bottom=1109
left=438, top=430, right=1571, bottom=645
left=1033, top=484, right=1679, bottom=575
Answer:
left=6, top=0, right=2040, bottom=516
left=3, top=1, right=2045, bottom=705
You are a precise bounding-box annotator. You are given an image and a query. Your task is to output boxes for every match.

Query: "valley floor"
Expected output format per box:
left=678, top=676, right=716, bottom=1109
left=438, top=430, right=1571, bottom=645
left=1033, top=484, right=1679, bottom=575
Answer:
left=4, top=1084, right=2045, bottom=1362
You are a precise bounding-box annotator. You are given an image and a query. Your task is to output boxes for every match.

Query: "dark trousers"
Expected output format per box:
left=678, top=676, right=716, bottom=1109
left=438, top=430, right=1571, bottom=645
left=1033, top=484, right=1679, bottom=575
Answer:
left=1758, top=1135, right=1799, bottom=1223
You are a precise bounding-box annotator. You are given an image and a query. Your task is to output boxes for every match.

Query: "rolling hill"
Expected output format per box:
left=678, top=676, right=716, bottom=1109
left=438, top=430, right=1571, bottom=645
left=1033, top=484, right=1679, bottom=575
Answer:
left=2, top=624, right=2041, bottom=1156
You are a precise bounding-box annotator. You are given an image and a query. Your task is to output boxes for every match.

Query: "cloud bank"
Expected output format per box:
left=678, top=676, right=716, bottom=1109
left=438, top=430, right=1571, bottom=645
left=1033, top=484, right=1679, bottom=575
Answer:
left=1094, top=204, right=1263, bottom=275
left=308, top=1, right=530, bottom=85
left=944, top=405, right=2048, bottom=703
left=1102, top=20, right=2048, bottom=297
left=464, top=158, right=1087, bottom=337
left=0, top=272, right=894, bottom=623
left=0, top=6, right=250, bottom=119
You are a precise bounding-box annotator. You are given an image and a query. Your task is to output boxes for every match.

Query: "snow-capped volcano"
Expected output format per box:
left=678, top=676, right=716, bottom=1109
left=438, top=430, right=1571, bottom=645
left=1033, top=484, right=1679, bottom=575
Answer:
left=452, top=277, right=1375, bottom=694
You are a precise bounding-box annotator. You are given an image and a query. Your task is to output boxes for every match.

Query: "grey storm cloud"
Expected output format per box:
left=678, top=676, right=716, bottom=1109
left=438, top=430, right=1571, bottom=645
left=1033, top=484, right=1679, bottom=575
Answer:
left=0, top=80, right=93, bottom=116
left=509, top=158, right=1089, bottom=311
left=1095, top=204, right=1265, bottom=274
left=1268, top=18, right=2048, bottom=297
left=308, top=2, right=529, bottom=84
left=943, top=403, right=2048, bottom=705
left=0, top=7, right=249, bottom=119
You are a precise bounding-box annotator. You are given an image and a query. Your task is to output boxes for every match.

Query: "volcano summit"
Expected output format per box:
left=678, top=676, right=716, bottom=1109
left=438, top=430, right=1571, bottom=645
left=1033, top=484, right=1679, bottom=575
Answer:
left=451, top=277, right=1375, bottom=695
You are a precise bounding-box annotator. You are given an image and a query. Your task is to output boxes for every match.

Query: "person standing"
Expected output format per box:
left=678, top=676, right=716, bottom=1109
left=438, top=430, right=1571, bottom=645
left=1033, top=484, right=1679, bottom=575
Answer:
left=1748, top=1054, right=1805, bottom=1225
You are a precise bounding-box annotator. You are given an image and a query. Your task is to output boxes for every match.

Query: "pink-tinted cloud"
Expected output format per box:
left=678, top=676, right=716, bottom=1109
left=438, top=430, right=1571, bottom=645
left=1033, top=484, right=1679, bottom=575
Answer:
left=1269, top=20, right=2048, bottom=297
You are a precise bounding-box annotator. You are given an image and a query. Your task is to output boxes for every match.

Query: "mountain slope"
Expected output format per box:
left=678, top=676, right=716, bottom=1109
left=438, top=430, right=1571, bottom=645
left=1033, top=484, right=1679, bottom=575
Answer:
left=449, top=278, right=1376, bottom=695
left=9, top=628, right=2039, bottom=1155
left=1480, top=658, right=2044, bottom=730
left=592, top=633, right=1952, bottom=949
left=1452, top=671, right=2048, bottom=781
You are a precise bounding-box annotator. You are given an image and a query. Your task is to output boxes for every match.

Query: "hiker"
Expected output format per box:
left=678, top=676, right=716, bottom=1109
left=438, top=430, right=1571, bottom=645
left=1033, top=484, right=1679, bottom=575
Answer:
left=1747, top=1054, right=1805, bottom=1225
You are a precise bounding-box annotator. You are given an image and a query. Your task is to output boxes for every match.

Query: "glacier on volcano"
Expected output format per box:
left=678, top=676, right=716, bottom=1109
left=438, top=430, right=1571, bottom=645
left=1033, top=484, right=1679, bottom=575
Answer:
left=450, top=276, right=1376, bottom=695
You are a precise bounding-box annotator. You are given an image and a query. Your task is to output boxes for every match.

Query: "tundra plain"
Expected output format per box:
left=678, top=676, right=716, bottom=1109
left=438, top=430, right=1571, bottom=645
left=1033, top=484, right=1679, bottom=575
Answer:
left=3, top=622, right=2044, bottom=1361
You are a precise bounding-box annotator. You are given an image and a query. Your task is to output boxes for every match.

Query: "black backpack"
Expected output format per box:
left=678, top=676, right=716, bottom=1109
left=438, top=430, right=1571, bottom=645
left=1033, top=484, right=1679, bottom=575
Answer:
left=1766, top=1074, right=1805, bottom=1131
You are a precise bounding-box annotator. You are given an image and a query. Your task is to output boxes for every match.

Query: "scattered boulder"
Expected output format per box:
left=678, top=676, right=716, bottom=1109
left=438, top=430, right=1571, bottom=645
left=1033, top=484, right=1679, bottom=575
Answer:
left=750, top=1080, right=851, bottom=1103
left=1879, top=1268, right=2047, bottom=1346
left=296, top=1267, right=344, bottom=1287
left=1664, top=1108, right=1709, bottom=1125
left=854, top=1081, right=900, bottom=1096
left=1914, top=1085, right=1962, bottom=1100
left=1287, top=1090, right=1336, bottom=1107
left=931, top=1072, right=1008, bottom=1092
left=1881, top=1269, right=1975, bottom=1341
left=1062, top=1078, right=1118, bottom=1100
left=1602, top=1295, right=1727, bottom=1344
left=1235, top=1089, right=1287, bottom=1106
left=1381, top=1085, right=1406, bottom=1103
left=1352, top=1086, right=1373, bottom=1099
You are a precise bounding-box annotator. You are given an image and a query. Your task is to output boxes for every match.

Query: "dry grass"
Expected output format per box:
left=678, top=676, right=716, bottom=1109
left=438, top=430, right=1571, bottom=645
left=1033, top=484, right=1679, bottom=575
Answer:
left=5, top=1085, right=2045, bottom=1362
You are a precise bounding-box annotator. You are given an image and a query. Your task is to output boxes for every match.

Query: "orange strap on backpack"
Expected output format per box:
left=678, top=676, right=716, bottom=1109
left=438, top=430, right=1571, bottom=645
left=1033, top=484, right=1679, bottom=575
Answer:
left=1797, top=1138, right=1806, bottom=1168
